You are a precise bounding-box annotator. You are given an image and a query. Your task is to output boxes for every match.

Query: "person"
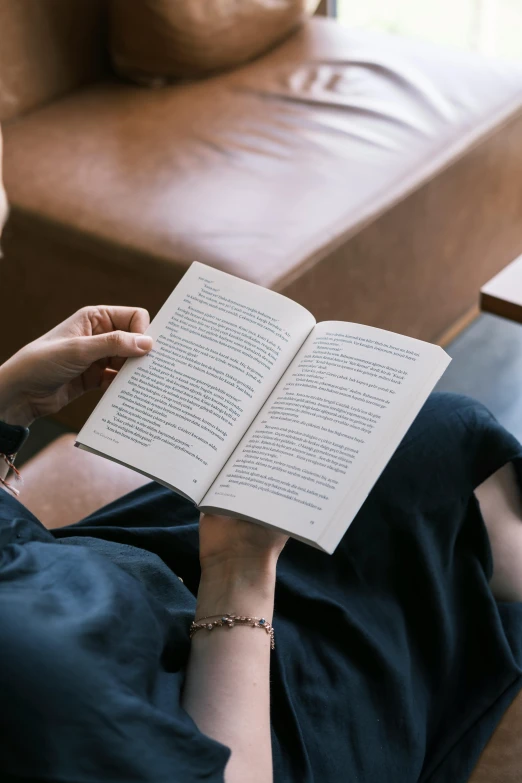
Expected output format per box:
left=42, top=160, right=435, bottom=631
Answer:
left=1, top=129, right=522, bottom=783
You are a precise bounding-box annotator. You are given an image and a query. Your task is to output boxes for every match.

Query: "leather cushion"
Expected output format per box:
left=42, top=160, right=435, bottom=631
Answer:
left=5, top=18, right=522, bottom=291
left=0, top=0, right=107, bottom=123
left=110, top=0, right=319, bottom=83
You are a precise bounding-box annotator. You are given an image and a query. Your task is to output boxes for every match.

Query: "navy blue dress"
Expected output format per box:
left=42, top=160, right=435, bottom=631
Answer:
left=1, top=394, right=522, bottom=782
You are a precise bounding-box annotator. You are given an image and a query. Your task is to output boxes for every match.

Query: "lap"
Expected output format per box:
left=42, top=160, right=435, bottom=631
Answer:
left=3, top=392, right=522, bottom=783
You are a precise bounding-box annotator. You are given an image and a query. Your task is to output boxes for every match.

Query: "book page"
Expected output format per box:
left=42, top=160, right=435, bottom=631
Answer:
left=202, top=322, right=450, bottom=550
left=77, top=262, right=316, bottom=502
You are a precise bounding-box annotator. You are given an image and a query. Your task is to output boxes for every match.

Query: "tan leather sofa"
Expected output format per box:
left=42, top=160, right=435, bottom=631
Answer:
left=3, top=3, right=522, bottom=393
left=2, top=4, right=522, bottom=775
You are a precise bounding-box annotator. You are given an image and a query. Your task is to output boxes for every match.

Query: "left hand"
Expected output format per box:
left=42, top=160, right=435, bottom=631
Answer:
left=199, top=513, right=289, bottom=574
left=0, top=306, right=153, bottom=427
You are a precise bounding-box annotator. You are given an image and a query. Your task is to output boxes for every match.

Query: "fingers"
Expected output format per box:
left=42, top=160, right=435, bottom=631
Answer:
left=100, top=368, right=118, bottom=392
left=72, top=330, right=153, bottom=366
left=88, top=306, right=151, bottom=337
left=43, top=306, right=151, bottom=341
left=107, top=356, right=127, bottom=372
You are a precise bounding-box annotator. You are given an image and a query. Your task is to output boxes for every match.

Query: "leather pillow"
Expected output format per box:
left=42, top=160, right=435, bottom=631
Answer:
left=110, top=0, right=319, bottom=84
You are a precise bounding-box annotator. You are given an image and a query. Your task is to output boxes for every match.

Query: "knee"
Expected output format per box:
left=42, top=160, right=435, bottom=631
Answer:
left=476, top=462, right=522, bottom=602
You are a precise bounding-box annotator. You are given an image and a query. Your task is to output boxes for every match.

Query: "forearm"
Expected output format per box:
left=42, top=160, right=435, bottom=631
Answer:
left=182, top=559, right=277, bottom=783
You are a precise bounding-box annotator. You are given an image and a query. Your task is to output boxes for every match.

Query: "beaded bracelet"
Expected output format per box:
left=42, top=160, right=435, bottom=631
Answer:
left=190, top=613, right=275, bottom=650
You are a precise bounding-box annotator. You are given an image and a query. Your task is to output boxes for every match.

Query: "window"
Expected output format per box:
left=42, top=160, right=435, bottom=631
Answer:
left=333, top=0, right=522, bottom=60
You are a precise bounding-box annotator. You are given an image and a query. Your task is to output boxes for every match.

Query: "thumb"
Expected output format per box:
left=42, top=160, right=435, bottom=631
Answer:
left=75, top=331, right=154, bottom=364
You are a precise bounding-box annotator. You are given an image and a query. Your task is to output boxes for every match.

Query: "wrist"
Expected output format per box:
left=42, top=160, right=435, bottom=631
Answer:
left=0, top=397, right=32, bottom=428
left=197, top=560, right=277, bottom=620
left=0, top=401, right=32, bottom=428
left=0, top=364, right=33, bottom=428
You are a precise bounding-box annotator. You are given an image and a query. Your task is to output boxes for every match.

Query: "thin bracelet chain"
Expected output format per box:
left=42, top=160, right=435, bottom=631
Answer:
left=0, top=453, right=22, bottom=497
left=190, top=613, right=275, bottom=650
left=195, top=613, right=235, bottom=623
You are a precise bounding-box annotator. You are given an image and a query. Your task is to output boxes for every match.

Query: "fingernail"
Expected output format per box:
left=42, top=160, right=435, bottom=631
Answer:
left=136, top=335, right=153, bottom=352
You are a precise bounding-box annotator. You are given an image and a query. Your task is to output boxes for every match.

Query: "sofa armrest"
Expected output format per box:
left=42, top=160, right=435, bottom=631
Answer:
left=469, top=688, right=522, bottom=782
left=18, top=434, right=149, bottom=529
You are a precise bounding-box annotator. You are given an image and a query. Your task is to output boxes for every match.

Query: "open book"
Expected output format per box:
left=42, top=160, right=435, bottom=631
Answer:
left=77, top=262, right=450, bottom=554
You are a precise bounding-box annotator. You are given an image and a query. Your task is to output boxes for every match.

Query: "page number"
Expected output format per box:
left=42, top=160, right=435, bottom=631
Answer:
left=193, top=479, right=198, bottom=483
left=310, top=520, right=315, bottom=525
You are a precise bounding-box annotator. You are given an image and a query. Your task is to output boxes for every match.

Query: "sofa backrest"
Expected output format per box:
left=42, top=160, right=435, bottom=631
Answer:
left=0, top=0, right=108, bottom=123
